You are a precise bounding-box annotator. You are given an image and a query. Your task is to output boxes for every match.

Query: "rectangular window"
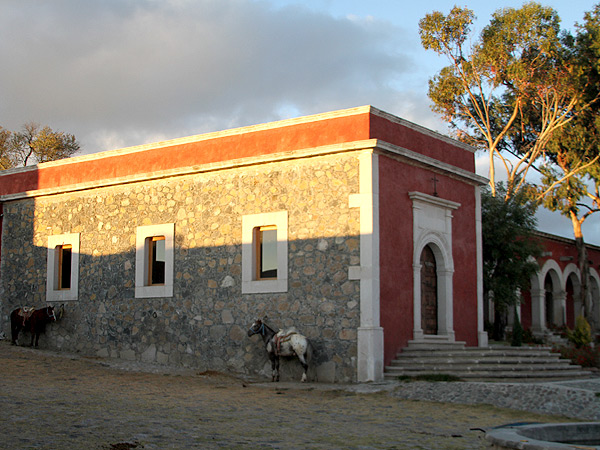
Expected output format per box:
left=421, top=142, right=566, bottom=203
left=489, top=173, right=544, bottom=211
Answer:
left=242, top=211, right=288, bottom=294
left=255, top=226, right=277, bottom=280
left=47, top=233, right=80, bottom=302
left=135, top=223, right=174, bottom=298
left=148, top=236, right=166, bottom=285
left=57, top=244, right=72, bottom=290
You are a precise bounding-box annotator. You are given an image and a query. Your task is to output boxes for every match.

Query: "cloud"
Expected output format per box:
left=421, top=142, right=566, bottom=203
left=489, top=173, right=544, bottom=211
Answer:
left=0, top=0, right=420, bottom=153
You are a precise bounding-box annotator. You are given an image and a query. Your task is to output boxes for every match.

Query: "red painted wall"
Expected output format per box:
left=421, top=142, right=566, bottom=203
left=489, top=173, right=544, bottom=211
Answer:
left=369, top=114, right=475, bottom=173
left=378, top=154, right=479, bottom=365
left=0, top=113, right=372, bottom=197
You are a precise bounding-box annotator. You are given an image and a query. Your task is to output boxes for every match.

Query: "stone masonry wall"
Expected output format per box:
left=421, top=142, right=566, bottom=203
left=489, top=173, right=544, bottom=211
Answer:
left=1, top=153, right=361, bottom=382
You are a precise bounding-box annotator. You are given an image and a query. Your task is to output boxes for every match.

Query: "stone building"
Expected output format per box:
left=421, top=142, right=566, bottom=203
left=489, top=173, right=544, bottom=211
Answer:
left=0, top=106, right=488, bottom=382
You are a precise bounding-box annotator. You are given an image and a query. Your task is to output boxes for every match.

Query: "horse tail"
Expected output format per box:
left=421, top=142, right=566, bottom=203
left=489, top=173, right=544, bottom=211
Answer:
left=306, top=338, right=314, bottom=362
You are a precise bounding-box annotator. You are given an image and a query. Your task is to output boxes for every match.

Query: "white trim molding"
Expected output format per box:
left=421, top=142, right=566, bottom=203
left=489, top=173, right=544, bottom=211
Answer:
left=349, top=150, right=384, bottom=382
left=409, top=191, right=460, bottom=343
left=135, top=223, right=175, bottom=298
left=475, top=186, right=488, bottom=347
left=241, top=211, right=288, bottom=294
left=46, top=233, right=80, bottom=302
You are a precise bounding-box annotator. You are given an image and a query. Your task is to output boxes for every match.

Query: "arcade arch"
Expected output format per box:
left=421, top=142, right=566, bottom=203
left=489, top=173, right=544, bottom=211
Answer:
left=527, top=259, right=600, bottom=335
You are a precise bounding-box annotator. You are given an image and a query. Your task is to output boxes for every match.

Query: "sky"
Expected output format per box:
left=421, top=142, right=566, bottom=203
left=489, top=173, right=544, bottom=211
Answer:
left=0, top=0, right=598, bottom=244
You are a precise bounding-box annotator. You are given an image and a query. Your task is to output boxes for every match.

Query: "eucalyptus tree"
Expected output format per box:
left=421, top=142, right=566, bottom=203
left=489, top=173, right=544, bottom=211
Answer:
left=538, top=5, right=600, bottom=322
left=419, top=2, right=592, bottom=199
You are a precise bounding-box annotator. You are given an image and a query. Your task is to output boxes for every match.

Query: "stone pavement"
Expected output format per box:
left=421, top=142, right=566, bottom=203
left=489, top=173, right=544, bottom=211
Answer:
left=0, top=341, right=596, bottom=450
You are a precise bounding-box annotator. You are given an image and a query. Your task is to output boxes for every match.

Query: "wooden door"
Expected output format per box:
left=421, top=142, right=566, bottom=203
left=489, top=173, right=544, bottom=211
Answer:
left=420, top=245, right=438, bottom=335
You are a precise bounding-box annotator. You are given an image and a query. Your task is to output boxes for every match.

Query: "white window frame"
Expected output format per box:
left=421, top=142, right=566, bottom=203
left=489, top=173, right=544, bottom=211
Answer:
left=242, top=211, right=288, bottom=294
left=135, top=223, right=175, bottom=298
left=46, top=233, right=80, bottom=302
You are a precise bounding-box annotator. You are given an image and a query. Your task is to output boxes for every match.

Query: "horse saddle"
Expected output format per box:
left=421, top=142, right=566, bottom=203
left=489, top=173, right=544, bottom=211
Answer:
left=274, top=329, right=297, bottom=356
left=18, top=307, right=36, bottom=325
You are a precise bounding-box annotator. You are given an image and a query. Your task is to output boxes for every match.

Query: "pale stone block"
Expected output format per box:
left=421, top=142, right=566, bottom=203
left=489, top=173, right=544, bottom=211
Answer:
left=141, top=344, right=157, bottom=362
left=316, top=361, right=336, bottom=383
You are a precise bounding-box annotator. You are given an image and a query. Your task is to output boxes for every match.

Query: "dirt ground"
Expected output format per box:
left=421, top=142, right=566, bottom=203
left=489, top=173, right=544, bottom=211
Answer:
left=0, top=340, right=575, bottom=450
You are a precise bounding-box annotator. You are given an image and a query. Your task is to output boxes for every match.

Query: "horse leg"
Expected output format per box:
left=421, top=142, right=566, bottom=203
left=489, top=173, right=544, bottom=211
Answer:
left=11, top=322, right=19, bottom=345
left=269, top=353, right=280, bottom=382
left=297, top=352, right=308, bottom=382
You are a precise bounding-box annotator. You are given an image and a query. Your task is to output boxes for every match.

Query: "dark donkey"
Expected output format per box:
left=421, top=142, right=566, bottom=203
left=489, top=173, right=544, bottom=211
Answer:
left=247, top=318, right=311, bottom=382
left=10, top=305, right=60, bottom=347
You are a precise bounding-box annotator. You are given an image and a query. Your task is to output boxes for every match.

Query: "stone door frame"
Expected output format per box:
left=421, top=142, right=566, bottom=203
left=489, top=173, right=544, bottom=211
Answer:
left=410, top=192, right=459, bottom=343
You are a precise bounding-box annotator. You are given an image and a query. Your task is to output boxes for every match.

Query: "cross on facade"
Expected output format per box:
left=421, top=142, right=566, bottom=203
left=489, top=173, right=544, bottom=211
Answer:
left=431, top=174, right=439, bottom=197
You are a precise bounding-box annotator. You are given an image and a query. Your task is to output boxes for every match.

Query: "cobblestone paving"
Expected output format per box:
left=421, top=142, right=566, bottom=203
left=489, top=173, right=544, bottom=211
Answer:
left=0, top=342, right=579, bottom=450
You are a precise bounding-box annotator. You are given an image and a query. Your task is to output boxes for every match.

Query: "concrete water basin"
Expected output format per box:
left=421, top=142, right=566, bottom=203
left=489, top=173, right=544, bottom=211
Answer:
left=486, top=422, right=600, bottom=449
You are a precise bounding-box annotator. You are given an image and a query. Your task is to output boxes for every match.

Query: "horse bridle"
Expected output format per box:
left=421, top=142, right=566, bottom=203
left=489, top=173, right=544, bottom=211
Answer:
left=47, top=307, right=56, bottom=321
left=248, top=322, right=266, bottom=336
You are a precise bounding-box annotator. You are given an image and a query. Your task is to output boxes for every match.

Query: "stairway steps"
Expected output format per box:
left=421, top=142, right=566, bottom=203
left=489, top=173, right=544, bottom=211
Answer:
left=385, top=369, right=591, bottom=380
left=387, top=359, right=579, bottom=369
left=390, top=357, right=567, bottom=365
left=387, top=364, right=581, bottom=372
left=384, top=344, right=592, bottom=381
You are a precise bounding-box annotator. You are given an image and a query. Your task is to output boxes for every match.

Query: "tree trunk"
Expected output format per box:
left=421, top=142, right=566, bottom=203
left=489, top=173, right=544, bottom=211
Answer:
left=492, top=306, right=507, bottom=341
left=570, top=211, right=589, bottom=321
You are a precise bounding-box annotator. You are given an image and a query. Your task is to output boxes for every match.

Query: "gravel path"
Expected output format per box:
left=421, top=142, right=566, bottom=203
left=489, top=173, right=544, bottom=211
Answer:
left=0, top=341, right=595, bottom=450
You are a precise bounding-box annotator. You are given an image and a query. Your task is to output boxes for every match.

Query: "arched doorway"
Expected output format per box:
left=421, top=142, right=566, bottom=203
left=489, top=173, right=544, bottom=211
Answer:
left=420, top=245, right=438, bottom=335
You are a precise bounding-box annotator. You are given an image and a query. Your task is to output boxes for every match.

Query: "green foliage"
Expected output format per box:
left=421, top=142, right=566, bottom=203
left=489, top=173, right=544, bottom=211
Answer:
left=419, top=6, right=475, bottom=57
left=553, top=343, right=600, bottom=368
left=522, top=328, right=544, bottom=345
left=540, top=5, right=600, bottom=232
left=0, top=126, right=12, bottom=170
left=566, top=316, right=593, bottom=349
left=419, top=2, right=592, bottom=199
left=0, top=122, right=80, bottom=169
left=482, top=183, right=542, bottom=312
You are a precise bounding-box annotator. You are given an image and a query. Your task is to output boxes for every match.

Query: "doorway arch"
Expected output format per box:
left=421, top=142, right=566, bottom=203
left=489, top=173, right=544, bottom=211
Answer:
left=420, top=245, right=438, bottom=335
left=409, top=192, right=459, bottom=343
left=412, top=236, right=455, bottom=341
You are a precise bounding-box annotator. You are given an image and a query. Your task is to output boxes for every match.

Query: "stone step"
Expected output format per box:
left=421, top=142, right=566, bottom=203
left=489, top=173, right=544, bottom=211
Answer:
left=387, top=360, right=575, bottom=369
left=405, top=340, right=466, bottom=351
left=383, top=369, right=591, bottom=380
left=384, top=344, right=591, bottom=381
left=400, top=345, right=554, bottom=354
left=395, top=351, right=563, bottom=361
left=386, top=363, right=581, bottom=373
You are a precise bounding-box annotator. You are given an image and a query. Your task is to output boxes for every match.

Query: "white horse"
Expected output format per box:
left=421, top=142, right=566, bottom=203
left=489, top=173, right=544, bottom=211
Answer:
left=247, top=318, right=311, bottom=382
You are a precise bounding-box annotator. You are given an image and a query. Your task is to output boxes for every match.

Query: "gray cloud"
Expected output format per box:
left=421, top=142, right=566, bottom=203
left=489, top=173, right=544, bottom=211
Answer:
left=0, top=0, right=425, bottom=153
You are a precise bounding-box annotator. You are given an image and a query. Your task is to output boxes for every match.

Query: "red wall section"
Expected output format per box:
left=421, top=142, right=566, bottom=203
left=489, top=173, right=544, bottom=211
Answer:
left=0, top=109, right=478, bottom=200
left=378, top=156, right=415, bottom=364
left=0, top=170, right=40, bottom=196
left=0, top=113, right=372, bottom=197
left=369, top=114, right=475, bottom=173
left=378, top=155, right=479, bottom=365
